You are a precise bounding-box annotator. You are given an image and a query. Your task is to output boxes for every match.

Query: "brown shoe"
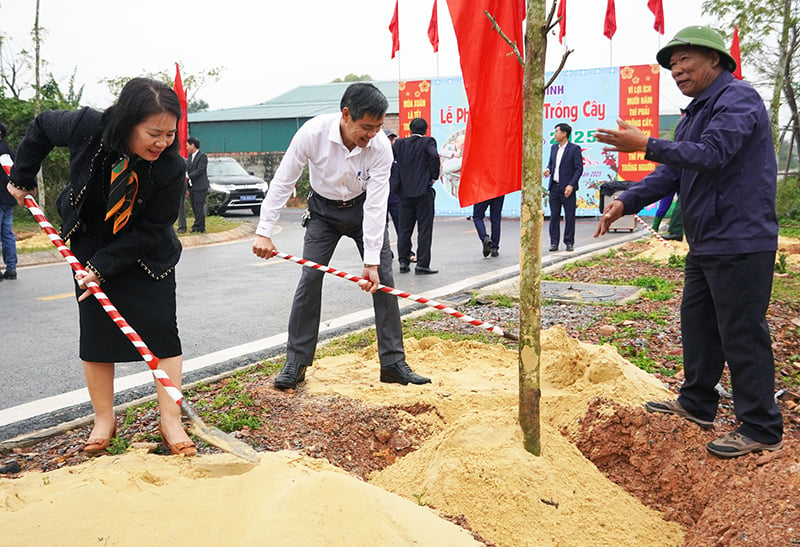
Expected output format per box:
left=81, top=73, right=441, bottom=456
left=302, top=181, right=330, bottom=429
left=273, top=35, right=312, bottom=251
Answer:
left=645, top=399, right=714, bottom=429
left=83, top=426, right=117, bottom=455
left=707, top=430, right=782, bottom=458
left=159, top=424, right=197, bottom=456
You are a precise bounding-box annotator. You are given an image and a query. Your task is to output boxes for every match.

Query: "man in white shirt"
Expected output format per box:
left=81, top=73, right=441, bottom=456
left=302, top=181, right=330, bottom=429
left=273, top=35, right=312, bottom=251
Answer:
left=252, top=83, right=431, bottom=389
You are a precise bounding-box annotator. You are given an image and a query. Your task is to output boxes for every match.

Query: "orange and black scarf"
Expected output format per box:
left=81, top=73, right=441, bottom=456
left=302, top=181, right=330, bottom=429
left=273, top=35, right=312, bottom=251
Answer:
left=105, top=156, right=138, bottom=233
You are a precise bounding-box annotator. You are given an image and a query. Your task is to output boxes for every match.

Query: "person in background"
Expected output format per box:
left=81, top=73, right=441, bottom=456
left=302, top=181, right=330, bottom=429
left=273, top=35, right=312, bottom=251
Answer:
left=544, top=122, right=583, bottom=252
left=594, top=25, right=782, bottom=458
left=7, top=78, right=196, bottom=456
left=472, top=195, right=504, bottom=257
left=186, top=137, right=209, bottom=233
left=390, top=117, right=440, bottom=274
left=0, top=122, right=18, bottom=280
left=384, top=128, right=414, bottom=262
left=252, top=83, right=431, bottom=389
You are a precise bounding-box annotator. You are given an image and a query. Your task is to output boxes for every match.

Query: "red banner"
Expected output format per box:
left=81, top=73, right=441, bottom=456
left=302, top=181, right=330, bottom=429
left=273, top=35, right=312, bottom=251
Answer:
left=447, top=0, right=525, bottom=206
left=617, top=64, right=660, bottom=182
left=398, top=80, right=433, bottom=137
left=173, top=63, right=188, bottom=160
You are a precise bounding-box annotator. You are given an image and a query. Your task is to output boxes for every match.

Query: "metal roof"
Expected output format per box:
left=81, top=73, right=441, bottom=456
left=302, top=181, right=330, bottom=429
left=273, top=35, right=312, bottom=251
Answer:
left=189, top=80, right=400, bottom=123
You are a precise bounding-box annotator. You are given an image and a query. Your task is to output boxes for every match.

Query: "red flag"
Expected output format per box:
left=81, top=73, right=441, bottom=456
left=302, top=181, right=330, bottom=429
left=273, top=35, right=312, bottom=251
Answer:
left=173, top=63, right=188, bottom=160
left=603, top=0, right=616, bottom=40
left=447, top=0, right=525, bottom=206
left=647, top=0, right=664, bottom=35
left=389, top=0, right=400, bottom=59
left=731, top=26, right=743, bottom=80
left=557, top=0, right=566, bottom=44
left=428, top=0, right=439, bottom=53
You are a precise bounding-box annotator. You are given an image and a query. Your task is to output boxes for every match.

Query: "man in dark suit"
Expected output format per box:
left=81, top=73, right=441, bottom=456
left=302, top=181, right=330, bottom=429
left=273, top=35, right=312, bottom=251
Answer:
left=186, top=137, right=210, bottom=233
left=544, top=122, right=583, bottom=252
left=390, top=117, right=440, bottom=274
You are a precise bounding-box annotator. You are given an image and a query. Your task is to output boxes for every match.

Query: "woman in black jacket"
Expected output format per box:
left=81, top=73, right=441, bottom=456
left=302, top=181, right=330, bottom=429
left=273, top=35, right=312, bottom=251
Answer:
left=8, top=78, right=196, bottom=456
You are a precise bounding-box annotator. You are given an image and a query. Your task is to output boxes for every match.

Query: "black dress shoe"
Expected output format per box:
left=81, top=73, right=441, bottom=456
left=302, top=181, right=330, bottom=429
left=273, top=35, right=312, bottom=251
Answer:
left=2, top=269, right=16, bottom=279
left=481, top=236, right=492, bottom=257
left=399, top=263, right=410, bottom=273
left=549, top=245, right=558, bottom=252
left=274, top=362, right=307, bottom=389
left=176, top=228, right=186, bottom=233
left=415, top=267, right=438, bottom=275
left=380, top=361, right=432, bottom=385
left=565, top=245, right=574, bottom=252
left=662, top=234, right=683, bottom=241
left=490, top=249, right=499, bottom=257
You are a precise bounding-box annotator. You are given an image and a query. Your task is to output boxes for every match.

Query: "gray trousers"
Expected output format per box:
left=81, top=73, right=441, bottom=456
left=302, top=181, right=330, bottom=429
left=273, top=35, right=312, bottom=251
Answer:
left=286, top=193, right=405, bottom=367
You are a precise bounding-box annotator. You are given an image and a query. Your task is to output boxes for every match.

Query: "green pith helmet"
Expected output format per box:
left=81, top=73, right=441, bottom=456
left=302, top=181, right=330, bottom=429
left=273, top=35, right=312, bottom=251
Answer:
left=656, top=25, right=736, bottom=73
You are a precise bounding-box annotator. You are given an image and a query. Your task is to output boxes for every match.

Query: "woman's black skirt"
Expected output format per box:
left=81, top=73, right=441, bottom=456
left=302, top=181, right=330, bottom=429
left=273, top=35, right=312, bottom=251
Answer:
left=71, top=231, right=181, bottom=363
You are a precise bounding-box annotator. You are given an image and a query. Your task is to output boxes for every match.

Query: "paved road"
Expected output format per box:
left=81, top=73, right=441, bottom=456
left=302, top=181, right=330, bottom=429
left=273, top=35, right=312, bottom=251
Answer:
left=0, top=209, right=644, bottom=441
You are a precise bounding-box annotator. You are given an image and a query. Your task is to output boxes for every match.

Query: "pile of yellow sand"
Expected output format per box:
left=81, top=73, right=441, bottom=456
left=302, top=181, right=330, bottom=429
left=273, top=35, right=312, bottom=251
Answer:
left=1, top=328, right=684, bottom=546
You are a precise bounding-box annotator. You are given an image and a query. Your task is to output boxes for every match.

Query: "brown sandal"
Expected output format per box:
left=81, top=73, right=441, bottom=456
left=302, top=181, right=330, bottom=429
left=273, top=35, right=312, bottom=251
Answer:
left=83, top=426, right=117, bottom=455
left=159, top=424, right=197, bottom=457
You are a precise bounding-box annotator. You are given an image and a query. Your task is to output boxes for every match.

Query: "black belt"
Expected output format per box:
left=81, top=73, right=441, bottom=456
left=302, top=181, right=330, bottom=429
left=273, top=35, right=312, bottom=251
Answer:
left=311, top=191, right=366, bottom=208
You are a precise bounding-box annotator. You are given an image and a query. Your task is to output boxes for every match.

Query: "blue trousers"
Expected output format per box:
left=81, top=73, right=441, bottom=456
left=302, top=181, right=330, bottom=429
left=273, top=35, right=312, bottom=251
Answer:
left=0, top=204, right=17, bottom=271
left=548, top=191, right=576, bottom=247
left=472, top=196, right=504, bottom=250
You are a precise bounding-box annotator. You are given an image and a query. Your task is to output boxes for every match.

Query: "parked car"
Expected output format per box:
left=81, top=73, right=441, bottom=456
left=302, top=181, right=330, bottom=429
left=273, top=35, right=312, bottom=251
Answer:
left=206, top=157, right=269, bottom=215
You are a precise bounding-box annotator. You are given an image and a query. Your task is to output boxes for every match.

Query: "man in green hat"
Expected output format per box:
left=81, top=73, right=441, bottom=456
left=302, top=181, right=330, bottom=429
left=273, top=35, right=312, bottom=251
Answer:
left=593, top=26, right=783, bottom=458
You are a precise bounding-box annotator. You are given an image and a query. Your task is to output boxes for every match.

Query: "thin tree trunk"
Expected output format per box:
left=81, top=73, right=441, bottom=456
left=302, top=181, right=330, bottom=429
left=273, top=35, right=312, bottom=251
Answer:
left=519, top=0, right=547, bottom=455
left=33, top=0, right=45, bottom=212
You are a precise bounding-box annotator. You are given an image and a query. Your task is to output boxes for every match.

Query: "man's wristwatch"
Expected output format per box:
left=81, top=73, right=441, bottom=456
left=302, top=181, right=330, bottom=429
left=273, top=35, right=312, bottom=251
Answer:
left=364, top=263, right=379, bottom=268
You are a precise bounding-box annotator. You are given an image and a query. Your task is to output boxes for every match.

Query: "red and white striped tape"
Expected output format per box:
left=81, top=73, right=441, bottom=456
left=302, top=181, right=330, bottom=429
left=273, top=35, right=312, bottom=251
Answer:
left=633, top=213, right=675, bottom=250
left=24, top=195, right=184, bottom=406
left=0, top=154, right=12, bottom=176
left=271, top=251, right=519, bottom=341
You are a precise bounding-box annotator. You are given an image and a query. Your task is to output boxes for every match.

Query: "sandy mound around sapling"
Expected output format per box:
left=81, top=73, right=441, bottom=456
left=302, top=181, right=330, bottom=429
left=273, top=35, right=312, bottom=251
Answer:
left=1, top=327, right=683, bottom=546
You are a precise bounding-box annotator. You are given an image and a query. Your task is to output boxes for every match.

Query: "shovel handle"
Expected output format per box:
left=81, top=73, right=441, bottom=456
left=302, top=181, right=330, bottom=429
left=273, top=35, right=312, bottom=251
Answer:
left=271, top=250, right=519, bottom=342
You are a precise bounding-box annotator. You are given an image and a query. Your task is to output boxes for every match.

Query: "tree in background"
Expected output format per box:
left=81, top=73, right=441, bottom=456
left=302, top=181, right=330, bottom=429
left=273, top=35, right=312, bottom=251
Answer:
left=331, top=73, right=374, bottom=82
left=701, top=0, right=799, bottom=168
left=102, top=65, right=224, bottom=113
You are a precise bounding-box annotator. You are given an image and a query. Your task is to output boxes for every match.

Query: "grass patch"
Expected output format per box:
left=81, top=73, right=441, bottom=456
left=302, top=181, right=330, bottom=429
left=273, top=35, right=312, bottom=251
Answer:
left=772, top=271, right=800, bottom=304
left=628, top=275, right=677, bottom=301
left=189, top=374, right=264, bottom=433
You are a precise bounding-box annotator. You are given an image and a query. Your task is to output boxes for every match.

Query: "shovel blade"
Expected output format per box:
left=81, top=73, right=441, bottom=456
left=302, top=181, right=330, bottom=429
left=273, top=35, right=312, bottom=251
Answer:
left=181, top=401, right=260, bottom=463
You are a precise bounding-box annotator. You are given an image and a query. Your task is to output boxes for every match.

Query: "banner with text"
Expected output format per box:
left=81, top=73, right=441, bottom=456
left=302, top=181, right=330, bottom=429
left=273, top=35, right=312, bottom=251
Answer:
left=400, top=65, right=660, bottom=217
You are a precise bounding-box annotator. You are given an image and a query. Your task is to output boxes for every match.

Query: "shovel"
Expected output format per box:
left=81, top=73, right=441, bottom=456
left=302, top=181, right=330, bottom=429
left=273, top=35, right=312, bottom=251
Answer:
left=23, top=194, right=259, bottom=463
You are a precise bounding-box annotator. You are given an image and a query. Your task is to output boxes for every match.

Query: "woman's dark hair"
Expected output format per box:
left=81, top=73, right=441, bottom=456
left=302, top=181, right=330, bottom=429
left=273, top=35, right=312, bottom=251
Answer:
left=102, top=77, right=182, bottom=155
left=340, top=83, right=388, bottom=121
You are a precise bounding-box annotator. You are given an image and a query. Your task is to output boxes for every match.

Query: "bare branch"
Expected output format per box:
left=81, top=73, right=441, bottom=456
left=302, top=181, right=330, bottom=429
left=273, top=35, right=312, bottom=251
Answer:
left=545, top=0, right=560, bottom=34
left=544, top=49, right=573, bottom=90
left=484, top=10, right=524, bottom=66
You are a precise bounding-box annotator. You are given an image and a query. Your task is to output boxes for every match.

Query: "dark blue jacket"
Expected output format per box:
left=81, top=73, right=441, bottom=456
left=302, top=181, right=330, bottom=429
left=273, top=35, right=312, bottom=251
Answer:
left=546, top=141, right=583, bottom=193
left=616, top=71, right=777, bottom=255
left=390, top=134, right=440, bottom=198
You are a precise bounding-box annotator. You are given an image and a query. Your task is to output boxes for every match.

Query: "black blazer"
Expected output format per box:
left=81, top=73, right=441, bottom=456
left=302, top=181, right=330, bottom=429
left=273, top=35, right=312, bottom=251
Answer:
left=546, top=141, right=583, bottom=193
left=390, top=134, right=440, bottom=198
left=10, top=108, right=186, bottom=280
left=187, top=150, right=209, bottom=192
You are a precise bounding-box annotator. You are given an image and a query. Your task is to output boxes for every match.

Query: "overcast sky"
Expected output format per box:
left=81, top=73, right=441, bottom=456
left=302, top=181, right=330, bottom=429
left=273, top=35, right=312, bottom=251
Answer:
left=1, top=1, right=712, bottom=114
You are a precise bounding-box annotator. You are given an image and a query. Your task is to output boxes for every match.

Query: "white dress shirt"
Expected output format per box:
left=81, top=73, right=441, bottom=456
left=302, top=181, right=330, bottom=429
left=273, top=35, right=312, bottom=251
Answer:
left=257, top=112, right=393, bottom=265
left=553, top=143, right=566, bottom=183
